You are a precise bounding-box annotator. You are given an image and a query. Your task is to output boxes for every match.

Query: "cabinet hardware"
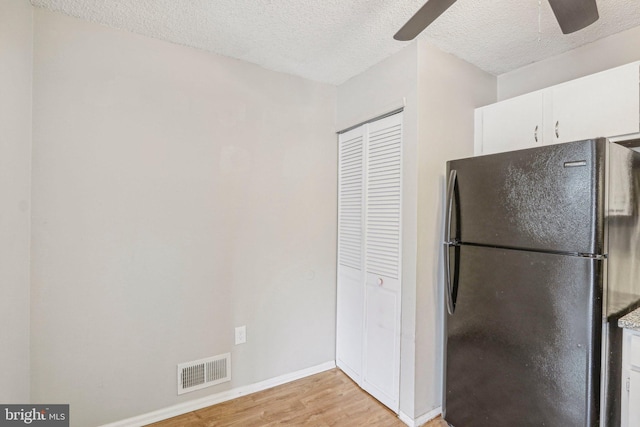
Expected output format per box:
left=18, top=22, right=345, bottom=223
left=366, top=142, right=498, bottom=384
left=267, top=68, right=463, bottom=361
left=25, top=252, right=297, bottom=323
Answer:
left=555, top=121, right=559, bottom=138
left=534, top=125, right=538, bottom=142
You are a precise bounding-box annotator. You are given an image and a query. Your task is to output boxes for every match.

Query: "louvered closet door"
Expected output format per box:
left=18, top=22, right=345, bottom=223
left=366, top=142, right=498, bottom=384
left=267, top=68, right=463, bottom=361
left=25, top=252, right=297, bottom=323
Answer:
left=362, top=112, right=402, bottom=412
left=336, top=125, right=365, bottom=383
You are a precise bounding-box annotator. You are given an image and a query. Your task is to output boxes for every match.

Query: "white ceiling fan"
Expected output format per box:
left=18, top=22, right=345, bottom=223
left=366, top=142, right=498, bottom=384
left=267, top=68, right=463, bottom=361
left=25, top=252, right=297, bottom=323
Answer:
left=394, top=0, right=600, bottom=41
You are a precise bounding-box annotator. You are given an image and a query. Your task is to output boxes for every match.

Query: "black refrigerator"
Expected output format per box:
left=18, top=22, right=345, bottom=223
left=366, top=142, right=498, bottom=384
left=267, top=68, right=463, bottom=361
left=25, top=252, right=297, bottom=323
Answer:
left=443, top=138, right=640, bottom=427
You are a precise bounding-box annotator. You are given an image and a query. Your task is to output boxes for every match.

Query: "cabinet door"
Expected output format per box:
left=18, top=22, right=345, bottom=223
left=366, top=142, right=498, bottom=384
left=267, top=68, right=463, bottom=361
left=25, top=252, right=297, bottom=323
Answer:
left=362, top=113, right=402, bottom=412
left=336, top=126, right=365, bottom=382
left=629, top=370, right=640, bottom=427
left=479, top=91, right=544, bottom=155
left=548, top=63, right=640, bottom=144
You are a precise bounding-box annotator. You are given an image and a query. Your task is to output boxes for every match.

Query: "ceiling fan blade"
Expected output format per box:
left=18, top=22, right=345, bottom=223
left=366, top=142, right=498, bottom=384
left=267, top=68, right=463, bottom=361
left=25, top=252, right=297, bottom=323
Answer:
left=548, top=0, right=599, bottom=34
left=394, top=0, right=457, bottom=41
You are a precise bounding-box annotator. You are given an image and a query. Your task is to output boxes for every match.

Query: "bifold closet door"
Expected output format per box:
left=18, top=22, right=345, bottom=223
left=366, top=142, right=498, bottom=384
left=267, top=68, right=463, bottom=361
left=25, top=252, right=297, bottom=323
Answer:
left=336, top=111, right=402, bottom=413
left=361, top=113, right=402, bottom=412
left=336, top=125, right=365, bottom=383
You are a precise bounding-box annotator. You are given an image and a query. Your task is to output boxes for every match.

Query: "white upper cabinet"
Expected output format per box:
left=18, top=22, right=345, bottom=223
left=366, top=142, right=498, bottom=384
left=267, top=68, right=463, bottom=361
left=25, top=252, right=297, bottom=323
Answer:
left=547, top=64, right=640, bottom=144
left=475, top=62, right=640, bottom=155
left=476, top=90, right=544, bottom=155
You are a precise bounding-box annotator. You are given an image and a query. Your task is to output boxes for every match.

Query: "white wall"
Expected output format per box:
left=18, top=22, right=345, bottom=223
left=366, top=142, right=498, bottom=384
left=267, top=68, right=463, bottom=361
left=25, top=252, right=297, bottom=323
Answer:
left=415, top=40, right=496, bottom=417
left=0, top=0, right=32, bottom=403
left=30, top=10, right=337, bottom=426
left=498, top=25, right=640, bottom=100
left=336, top=40, right=496, bottom=421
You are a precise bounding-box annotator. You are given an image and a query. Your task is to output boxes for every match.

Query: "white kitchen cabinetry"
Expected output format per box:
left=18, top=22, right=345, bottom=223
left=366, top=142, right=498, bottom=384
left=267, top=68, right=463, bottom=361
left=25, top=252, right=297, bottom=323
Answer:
left=621, top=328, right=640, bottom=427
left=336, top=112, right=403, bottom=413
left=547, top=64, right=640, bottom=145
left=475, top=91, right=544, bottom=155
left=474, top=62, right=640, bottom=155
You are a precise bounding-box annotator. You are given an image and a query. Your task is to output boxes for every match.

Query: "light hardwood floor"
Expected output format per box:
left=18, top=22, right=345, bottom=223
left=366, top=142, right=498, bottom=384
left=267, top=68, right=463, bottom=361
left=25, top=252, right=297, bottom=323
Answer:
left=147, top=368, right=448, bottom=426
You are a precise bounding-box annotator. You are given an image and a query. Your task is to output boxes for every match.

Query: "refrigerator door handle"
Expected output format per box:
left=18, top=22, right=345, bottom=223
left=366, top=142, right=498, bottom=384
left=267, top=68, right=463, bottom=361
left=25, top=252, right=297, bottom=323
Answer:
left=444, top=169, right=457, bottom=315
left=444, top=169, right=457, bottom=245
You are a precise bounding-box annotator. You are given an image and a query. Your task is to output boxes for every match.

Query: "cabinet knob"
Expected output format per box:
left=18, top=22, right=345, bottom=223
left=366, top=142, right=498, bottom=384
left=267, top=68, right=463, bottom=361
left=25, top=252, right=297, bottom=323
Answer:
left=555, top=121, right=560, bottom=138
left=534, top=125, right=538, bottom=142
left=377, top=277, right=384, bottom=286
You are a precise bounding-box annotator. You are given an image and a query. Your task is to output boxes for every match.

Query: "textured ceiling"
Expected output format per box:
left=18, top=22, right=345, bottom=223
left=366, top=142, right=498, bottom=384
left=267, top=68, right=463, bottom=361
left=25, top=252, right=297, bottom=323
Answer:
left=30, top=0, right=640, bottom=85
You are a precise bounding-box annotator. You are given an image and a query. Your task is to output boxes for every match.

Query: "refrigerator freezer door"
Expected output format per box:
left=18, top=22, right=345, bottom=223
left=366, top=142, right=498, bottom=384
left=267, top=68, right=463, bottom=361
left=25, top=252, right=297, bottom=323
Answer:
left=447, top=139, right=605, bottom=255
left=444, top=245, right=602, bottom=427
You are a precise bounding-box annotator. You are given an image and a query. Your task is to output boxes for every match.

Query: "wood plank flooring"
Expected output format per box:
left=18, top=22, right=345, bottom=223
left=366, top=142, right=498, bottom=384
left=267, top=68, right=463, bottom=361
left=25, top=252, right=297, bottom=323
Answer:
left=147, top=368, right=448, bottom=426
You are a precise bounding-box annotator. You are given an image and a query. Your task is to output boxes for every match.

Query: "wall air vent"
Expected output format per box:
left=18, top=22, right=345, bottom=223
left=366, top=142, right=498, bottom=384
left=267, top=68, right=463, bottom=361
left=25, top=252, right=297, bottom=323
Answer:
left=177, top=353, right=231, bottom=395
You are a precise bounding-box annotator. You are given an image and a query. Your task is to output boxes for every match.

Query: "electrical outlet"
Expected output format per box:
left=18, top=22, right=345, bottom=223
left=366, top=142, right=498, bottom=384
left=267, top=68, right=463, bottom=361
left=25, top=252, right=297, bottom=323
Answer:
left=235, top=326, right=246, bottom=345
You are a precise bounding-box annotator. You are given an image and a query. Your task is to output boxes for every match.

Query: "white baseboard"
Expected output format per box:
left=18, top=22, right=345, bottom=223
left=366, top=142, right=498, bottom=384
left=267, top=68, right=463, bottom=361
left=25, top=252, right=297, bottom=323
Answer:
left=399, top=406, right=442, bottom=427
left=100, top=361, right=336, bottom=427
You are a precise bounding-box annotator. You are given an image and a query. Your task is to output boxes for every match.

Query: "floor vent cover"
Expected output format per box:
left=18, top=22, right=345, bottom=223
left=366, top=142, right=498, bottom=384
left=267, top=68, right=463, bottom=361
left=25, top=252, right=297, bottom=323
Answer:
left=177, top=353, right=231, bottom=395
